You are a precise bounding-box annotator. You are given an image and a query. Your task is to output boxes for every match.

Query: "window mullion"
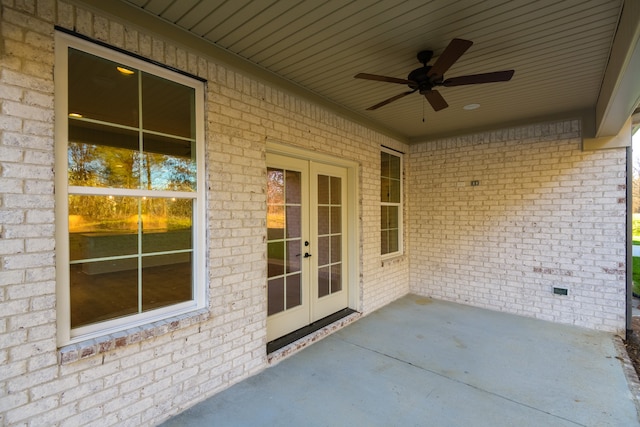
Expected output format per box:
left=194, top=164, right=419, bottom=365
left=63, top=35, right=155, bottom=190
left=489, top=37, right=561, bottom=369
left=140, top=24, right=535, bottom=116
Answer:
left=137, top=70, right=144, bottom=315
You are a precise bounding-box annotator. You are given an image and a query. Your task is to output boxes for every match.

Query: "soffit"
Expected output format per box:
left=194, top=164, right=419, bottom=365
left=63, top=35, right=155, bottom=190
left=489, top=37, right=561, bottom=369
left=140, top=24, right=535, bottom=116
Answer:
left=119, top=0, right=625, bottom=142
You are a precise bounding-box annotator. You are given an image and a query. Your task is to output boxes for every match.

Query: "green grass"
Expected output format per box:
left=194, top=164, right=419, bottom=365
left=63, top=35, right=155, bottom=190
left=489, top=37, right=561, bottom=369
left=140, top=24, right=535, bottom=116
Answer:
left=634, top=257, right=640, bottom=296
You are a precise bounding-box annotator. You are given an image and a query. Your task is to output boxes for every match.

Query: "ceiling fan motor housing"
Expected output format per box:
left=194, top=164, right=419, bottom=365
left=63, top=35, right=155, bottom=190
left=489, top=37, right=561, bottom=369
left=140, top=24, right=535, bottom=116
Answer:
left=408, top=66, right=442, bottom=93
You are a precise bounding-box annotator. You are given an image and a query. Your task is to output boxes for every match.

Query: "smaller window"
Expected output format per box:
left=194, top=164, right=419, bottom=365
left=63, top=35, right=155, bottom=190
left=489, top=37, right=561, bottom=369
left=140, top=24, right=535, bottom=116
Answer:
left=381, top=148, right=403, bottom=256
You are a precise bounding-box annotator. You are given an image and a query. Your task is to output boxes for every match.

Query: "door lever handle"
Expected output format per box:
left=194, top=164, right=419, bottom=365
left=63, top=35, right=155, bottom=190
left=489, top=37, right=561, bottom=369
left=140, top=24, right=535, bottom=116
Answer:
left=304, top=253, right=312, bottom=258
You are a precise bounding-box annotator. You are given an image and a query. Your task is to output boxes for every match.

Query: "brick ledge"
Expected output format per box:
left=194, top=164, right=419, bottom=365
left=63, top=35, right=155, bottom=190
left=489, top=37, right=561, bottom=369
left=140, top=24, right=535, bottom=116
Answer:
left=58, top=309, right=210, bottom=364
left=267, top=311, right=362, bottom=365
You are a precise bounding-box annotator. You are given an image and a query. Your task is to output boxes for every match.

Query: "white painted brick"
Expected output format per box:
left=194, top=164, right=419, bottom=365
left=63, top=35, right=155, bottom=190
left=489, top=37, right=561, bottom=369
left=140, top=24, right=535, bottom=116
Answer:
left=1, top=3, right=622, bottom=427
left=409, top=129, right=625, bottom=333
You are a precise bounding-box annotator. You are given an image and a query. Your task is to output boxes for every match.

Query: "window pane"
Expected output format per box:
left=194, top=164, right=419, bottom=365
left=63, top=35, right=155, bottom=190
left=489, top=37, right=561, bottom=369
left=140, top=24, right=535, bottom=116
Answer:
left=389, top=154, right=401, bottom=179
left=68, top=195, right=138, bottom=261
left=388, top=229, right=399, bottom=253
left=141, top=198, right=193, bottom=253
left=68, top=121, right=140, bottom=189
left=381, top=206, right=388, bottom=229
left=142, top=72, right=195, bottom=138
left=64, top=42, right=202, bottom=337
left=143, top=133, right=196, bottom=191
left=387, top=206, right=399, bottom=229
left=381, top=231, right=389, bottom=254
left=68, top=48, right=139, bottom=127
left=381, top=151, right=390, bottom=177
left=142, top=254, right=192, bottom=312
left=381, top=177, right=390, bottom=202
left=389, top=178, right=401, bottom=203
left=70, top=262, right=138, bottom=328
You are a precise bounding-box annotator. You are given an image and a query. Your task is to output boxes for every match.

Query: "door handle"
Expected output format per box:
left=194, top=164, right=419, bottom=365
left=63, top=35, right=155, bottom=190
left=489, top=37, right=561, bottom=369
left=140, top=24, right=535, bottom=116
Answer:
left=304, top=252, right=312, bottom=258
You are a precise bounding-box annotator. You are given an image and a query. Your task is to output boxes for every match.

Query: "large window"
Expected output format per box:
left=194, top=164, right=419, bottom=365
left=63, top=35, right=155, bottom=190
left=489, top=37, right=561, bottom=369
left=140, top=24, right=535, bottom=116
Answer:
left=381, top=148, right=403, bottom=257
left=55, top=32, right=205, bottom=345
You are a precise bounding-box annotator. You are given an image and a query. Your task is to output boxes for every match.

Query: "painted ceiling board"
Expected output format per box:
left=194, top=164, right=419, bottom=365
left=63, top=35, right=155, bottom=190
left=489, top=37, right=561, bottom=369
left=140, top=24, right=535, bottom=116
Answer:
left=122, top=0, right=626, bottom=141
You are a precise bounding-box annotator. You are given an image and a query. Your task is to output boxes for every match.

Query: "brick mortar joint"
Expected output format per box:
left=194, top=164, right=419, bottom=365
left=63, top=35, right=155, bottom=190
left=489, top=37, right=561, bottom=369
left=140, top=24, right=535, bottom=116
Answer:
left=57, top=308, right=210, bottom=365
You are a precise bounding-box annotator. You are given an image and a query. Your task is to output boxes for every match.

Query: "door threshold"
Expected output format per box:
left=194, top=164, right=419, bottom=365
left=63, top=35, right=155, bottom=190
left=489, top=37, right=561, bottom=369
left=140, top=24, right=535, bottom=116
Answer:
left=267, top=308, right=359, bottom=359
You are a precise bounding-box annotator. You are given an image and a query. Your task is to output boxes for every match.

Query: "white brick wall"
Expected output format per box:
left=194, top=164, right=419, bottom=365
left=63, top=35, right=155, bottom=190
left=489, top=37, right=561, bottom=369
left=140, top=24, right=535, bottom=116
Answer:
left=0, top=1, right=627, bottom=425
left=408, top=123, right=627, bottom=333
left=0, top=1, right=409, bottom=425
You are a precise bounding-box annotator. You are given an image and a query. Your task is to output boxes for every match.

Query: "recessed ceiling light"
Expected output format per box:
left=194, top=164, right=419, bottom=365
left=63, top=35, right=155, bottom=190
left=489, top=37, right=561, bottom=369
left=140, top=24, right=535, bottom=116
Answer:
left=117, top=66, right=135, bottom=75
left=463, top=103, right=480, bottom=110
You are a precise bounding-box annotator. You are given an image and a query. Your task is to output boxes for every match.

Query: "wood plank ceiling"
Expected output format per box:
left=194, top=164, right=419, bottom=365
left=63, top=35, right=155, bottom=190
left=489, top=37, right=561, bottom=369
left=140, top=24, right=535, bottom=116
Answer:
left=123, top=0, right=624, bottom=142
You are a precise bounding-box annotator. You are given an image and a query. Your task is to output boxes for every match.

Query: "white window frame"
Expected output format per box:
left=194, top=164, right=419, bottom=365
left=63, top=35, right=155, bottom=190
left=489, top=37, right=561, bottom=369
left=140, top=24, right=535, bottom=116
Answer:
left=54, top=31, right=206, bottom=346
left=381, top=147, right=403, bottom=258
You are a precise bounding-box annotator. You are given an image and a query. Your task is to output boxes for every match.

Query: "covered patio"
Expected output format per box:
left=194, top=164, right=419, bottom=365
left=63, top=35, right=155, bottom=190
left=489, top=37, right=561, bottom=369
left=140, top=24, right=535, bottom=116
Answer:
left=161, top=295, right=640, bottom=426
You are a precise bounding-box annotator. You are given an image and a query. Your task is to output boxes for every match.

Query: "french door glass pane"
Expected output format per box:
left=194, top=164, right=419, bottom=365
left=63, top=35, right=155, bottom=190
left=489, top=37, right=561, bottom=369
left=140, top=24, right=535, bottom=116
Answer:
left=317, top=206, right=330, bottom=234
left=267, top=278, right=285, bottom=316
left=317, top=174, right=342, bottom=298
left=286, top=170, right=301, bottom=204
left=317, top=175, right=329, bottom=204
left=267, top=206, right=284, bottom=240
left=330, top=176, right=341, bottom=204
left=267, top=167, right=302, bottom=316
left=267, top=169, right=284, bottom=203
left=318, top=236, right=330, bottom=265
left=286, top=206, right=301, bottom=238
left=286, top=273, right=302, bottom=309
left=331, top=235, right=341, bottom=263
left=331, top=264, right=342, bottom=293
left=286, top=240, right=301, bottom=273
left=268, top=242, right=285, bottom=278
left=318, top=266, right=330, bottom=298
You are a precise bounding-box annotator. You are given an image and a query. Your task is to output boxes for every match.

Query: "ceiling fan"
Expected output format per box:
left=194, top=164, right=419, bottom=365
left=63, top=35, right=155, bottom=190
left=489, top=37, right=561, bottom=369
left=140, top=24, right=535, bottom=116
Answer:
left=354, top=38, right=514, bottom=111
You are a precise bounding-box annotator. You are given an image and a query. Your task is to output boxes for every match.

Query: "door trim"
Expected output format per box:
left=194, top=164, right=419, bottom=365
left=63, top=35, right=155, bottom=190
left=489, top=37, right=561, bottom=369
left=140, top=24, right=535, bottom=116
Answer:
left=266, top=141, right=361, bottom=314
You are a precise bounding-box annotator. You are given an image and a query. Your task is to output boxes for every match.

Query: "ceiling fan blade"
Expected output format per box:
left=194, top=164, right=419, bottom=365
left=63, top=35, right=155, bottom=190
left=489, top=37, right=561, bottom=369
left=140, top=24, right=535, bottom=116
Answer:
left=424, top=90, right=448, bottom=111
left=366, top=90, right=416, bottom=110
left=427, top=38, right=473, bottom=78
left=443, top=70, right=515, bottom=86
left=355, top=73, right=413, bottom=85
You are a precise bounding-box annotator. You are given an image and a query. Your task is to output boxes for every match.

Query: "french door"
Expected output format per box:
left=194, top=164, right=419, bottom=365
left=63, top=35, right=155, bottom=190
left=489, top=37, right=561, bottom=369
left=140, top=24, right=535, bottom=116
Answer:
left=266, top=153, right=349, bottom=342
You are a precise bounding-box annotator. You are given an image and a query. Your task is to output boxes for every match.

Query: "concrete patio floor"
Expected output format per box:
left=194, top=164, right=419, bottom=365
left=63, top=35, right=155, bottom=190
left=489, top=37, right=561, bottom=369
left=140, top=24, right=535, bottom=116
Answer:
left=161, top=295, right=640, bottom=426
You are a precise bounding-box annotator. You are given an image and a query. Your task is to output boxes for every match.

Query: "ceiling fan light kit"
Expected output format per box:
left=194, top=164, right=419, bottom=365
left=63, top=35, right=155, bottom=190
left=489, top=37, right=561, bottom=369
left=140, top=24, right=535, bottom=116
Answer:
left=355, top=38, right=514, bottom=112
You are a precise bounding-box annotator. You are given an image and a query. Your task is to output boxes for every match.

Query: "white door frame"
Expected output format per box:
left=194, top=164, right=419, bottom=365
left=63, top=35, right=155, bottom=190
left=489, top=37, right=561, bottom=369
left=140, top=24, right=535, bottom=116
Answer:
left=266, top=142, right=361, bottom=329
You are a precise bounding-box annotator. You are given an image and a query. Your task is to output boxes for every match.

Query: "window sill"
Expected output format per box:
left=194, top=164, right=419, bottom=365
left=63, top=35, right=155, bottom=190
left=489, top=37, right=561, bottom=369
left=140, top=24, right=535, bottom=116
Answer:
left=58, top=309, right=210, bottom=365
left=381, top=254, right=405, bottom=267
